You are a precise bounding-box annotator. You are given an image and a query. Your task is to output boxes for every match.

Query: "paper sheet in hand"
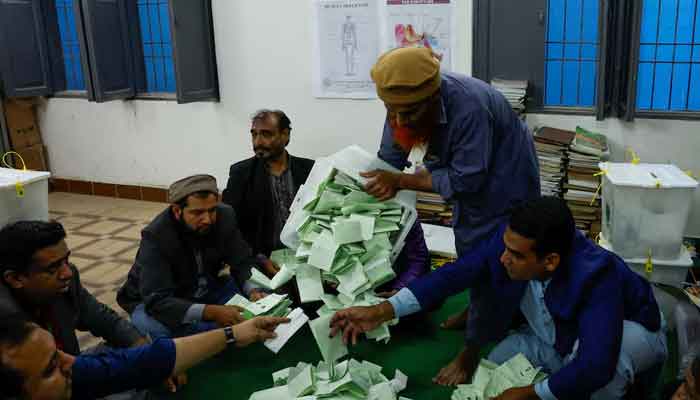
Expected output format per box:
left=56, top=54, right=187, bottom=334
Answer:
left=245, top=293, right=288, bottom=316
left=309, top=313, right=348, bottom=363
left=264, top=308, right=309, bottom=354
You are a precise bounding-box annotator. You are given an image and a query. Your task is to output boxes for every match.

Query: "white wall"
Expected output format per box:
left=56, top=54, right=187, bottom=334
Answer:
left=37, top=0, right=700, bottom=236
left=39, top=0, right=472, bottom=188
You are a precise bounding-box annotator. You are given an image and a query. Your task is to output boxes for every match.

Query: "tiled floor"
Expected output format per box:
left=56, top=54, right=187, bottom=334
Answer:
left=48, top=192, right=167, bottom=349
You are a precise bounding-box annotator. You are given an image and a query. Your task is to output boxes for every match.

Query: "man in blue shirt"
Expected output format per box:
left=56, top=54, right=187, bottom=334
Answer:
left=330, top=198, right=667, bottom=399
left=360, top=47, right=540, bottom=383
left=0, top=314, right=288, bottom=400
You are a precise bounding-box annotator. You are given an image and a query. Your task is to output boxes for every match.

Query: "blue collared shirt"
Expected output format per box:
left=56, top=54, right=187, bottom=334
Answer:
left=378, top=73, right=540, bottom=255
left=71, top=338, right=176, bottom=400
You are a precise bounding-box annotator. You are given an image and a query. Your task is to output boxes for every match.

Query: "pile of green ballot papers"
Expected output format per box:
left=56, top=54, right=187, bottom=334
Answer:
left=244, top=169, right=409, bottom=346
left=296, top=169, right=408, bottom=300
left=226, top=293, right=293, bottom=320
left=249, top=358, right=413, bottom=400
left=451, top=354, right=547, bottom=400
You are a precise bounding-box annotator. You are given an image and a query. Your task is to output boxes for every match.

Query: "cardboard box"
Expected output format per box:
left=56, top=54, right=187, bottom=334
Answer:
left=13, top=144, right=48, bottom=172
left=4, top=99, right=42, bottom=149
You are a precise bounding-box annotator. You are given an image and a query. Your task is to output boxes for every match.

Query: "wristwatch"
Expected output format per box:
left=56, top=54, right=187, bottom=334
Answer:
left=223, top=326, right=236, bottom=346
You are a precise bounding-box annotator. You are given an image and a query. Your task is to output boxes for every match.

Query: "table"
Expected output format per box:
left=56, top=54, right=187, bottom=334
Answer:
left=182, top=292, right=471, bottom=399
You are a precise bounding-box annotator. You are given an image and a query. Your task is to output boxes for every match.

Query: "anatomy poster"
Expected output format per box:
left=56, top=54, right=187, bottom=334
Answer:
left=380, top=0, right=456, bottom=71
left=312, top=0, right=380, bottom=98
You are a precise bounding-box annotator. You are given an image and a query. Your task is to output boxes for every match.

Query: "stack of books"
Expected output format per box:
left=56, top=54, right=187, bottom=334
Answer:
left=534, top=127, right=575, bottom=197
left=415, top=191, right=453, bottom=227
left=491, top=79, right=528, bottom=113
left=564, top=127, right=609, bottom=238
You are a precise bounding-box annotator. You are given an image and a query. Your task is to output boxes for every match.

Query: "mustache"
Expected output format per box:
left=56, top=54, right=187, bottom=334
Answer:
left=254, top=146, right=271, bottom=153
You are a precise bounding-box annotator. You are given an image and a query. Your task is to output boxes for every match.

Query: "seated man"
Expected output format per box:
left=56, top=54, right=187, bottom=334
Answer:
left=0, top=221, right=147, bottom=356
left=223, top=109, right=314, bottom=273
left=0, top=315, right=288, bottom=400
left=223, top=109, right=431, bottom=288
left=330, top=197, right=668, bottom=400
left=117, top=174, right=268, bottom=339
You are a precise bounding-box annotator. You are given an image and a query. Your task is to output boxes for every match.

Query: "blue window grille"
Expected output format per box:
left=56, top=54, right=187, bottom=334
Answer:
left=55, top=0, right=86, bottom=91
left=544, top=0, right=600, bottom=107
left=637, top=0, right=700, bottom=111
left=137, top=0, right=175, bottom=93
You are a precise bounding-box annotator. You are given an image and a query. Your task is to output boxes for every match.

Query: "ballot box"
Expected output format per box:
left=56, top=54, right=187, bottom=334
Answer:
left=0, top=167, right=51, bottom=228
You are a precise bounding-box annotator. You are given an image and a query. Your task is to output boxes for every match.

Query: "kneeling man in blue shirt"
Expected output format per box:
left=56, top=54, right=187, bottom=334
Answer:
left=330, top=197, right=668, bottom=400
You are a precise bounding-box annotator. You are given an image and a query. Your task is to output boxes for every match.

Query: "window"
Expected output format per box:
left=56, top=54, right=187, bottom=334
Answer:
left=472, top=0, right=605, bottom=114
left=544, top=0, right=600, bottom=107
left=636, top=0, right=700, bottom=112
left=55, top=0, right=86, bottom=91
left=0, top=0, right=219, bottom=103
left=475, top=0, right=700, bottom=120
left=137, top=0, right=176, bottom=93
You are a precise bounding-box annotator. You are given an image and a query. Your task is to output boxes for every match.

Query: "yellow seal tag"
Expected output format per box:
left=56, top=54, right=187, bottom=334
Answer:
left=644, top=249, right=653, bottom=278
left=15, top=181, right=25, bottom=198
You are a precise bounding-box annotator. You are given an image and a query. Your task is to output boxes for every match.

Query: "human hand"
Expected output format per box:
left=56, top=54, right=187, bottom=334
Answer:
left=164, top=372, right=188, bottom=393
left=360, top=170, right=401, bottom=201
left=203, top=304, right=246, bottom=327
left=260, top=258, right=281, bottom=277
left=231, top=316, right=290, bottom=347
left=329, top=302, right=395, bottom=345
left=249, top=289, right=268, bottom=302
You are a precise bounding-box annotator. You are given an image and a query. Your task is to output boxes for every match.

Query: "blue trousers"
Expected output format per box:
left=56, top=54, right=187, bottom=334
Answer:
left=487, top=320, right=668, bottom=399
left=131, top=278, right=242, bottom=340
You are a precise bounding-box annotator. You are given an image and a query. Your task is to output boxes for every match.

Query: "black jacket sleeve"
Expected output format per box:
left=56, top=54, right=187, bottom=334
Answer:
left=72, top=267, right=144, bottom=347
left=137, top=233, right=194, bottom=330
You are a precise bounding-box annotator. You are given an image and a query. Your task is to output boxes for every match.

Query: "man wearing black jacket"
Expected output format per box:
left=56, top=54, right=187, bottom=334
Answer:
left=118, top=175, right=267, bottom=340
left=0, top=220, right=146, bottom=356
left=223, top=109, right=314, bottom=275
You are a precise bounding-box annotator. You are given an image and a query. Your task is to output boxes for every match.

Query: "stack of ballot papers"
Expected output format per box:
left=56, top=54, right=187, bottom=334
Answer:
left=295, top=169, right=407, bottom=301
left=227, top=294, right=309, bottom=354
left=226, top=293, right=293, bottom=320
left=249, top=358, right=413, bottom=400
left=451, top=354, right=547, bottom=400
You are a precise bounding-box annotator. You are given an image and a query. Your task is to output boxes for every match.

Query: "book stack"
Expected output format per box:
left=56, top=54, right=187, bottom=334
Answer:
left=564, top=127, right=609, bottom=238
left=533, top=127, right=575, bottom=197
left=415, top=191, right=453, bottom=227
left=491, top=79, right=528, bottom=113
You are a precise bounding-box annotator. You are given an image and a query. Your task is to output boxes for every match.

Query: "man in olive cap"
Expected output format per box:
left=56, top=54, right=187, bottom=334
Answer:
left=360, top=47, right=541, bottom=386
left=118, top=174, right=268, bottom=340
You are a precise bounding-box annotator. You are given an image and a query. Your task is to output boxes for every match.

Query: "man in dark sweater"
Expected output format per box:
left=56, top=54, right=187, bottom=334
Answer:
left=118, top=175, right=268, bottom=339
left=0, top=220, right=147, bottom=356
left=222, top=109, right=314, bottom=275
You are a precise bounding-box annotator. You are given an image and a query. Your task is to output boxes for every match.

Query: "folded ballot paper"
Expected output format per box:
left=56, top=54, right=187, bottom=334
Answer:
left=226, top=294, right=309, bottom=354
left=451, top=354, right=547, bottom=400
left=249, top=358, right=412, bottom=400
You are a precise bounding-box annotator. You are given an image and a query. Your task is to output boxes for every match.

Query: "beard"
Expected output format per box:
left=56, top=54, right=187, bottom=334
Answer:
left=254, top=146, right=284, bottom=161
left=391, top=123, right=430, bottom=152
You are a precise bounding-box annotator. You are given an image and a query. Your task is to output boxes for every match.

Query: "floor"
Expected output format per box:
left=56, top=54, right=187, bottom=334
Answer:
left=48, top=192, right=167, bottom=349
